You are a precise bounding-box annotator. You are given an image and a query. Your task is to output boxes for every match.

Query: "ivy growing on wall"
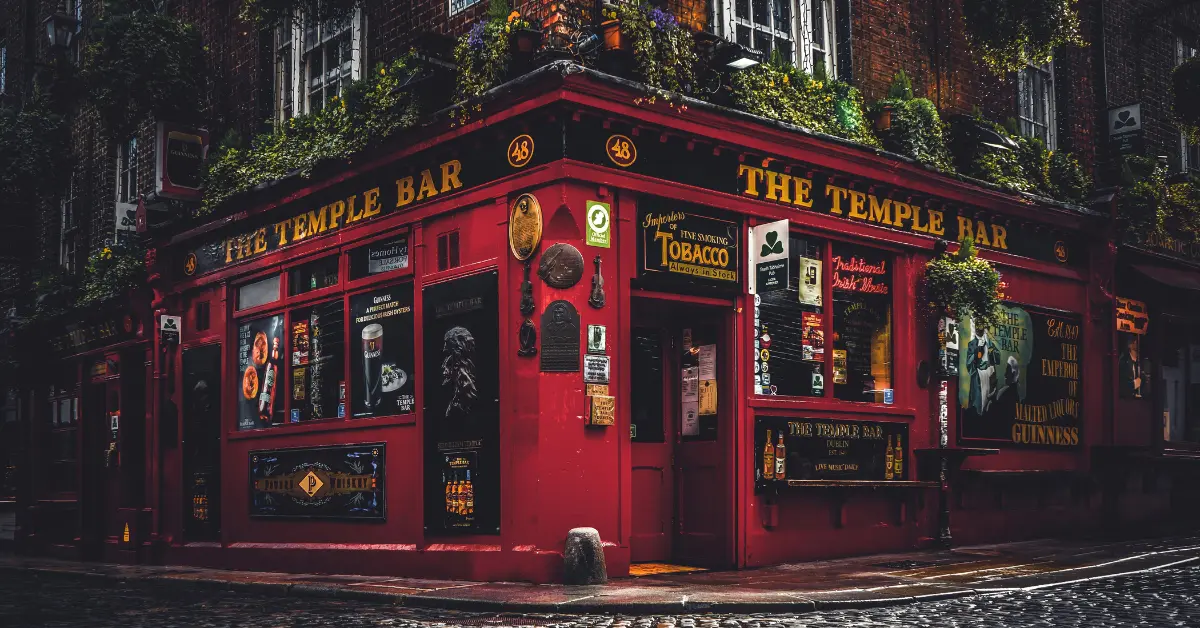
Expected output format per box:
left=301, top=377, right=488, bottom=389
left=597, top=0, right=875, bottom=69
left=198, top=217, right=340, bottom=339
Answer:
left=202, top=54, right=422, bottom=214
left=0, top=96, right=71, bottom=199
left=454, top=1, right=533, bottom=101
left=238, top=0, right=360, bottom=25
left=82, top=7, right=207, bottom=135
left=961, top=0, right=1083, bottom=73
left=1117, top=156, right=1200, bottom=243
left=951, top=114, right=1089, bottom=203
left=78, top=243, right=148, bottom=308
left=869, top=70, right=953, bottom=171
left=610, top=3, right=698, bottom=96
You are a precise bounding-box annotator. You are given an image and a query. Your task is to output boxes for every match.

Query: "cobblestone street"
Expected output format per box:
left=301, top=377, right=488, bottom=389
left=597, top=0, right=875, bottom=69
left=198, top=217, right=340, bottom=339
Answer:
left=2, top=564, right=1198, bottom=627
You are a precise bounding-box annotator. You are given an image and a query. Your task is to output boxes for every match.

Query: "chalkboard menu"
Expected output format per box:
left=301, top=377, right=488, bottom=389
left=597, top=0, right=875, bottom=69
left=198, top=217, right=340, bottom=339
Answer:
left=237, top=315, right=285, bottom=430
left=755, top=235, right=825, bottom=397
left=754, top=417, right=908, bottom=489
left=958, top=305, right=1082, bottom=448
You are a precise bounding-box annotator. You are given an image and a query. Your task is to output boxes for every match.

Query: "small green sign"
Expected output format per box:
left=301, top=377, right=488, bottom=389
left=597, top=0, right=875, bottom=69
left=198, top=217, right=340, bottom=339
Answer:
left=586, top=200, right=611, bottom=248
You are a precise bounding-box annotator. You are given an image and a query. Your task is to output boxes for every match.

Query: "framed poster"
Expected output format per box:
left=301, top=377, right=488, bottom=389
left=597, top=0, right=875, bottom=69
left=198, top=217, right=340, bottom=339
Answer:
left=958, top=305, right=1082, bottom=447
left=236, top=315, right=284, bottom=430
left=349, top=285, right=416, bottom=418
left=249, top=443, right=385, bottom=519
left=423, top=271, right=500, bottom=534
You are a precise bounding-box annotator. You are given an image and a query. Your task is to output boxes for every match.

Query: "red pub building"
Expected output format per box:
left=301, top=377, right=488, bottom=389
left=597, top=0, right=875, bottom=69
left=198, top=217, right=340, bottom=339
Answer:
left=20, top=64, right=1119, bottom=583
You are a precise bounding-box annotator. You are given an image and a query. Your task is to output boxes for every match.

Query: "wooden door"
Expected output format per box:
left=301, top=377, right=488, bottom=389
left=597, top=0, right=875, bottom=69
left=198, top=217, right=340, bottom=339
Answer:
left=182, top=344, right=222, bottom=541
left=629, top=324, right=673, bottom=562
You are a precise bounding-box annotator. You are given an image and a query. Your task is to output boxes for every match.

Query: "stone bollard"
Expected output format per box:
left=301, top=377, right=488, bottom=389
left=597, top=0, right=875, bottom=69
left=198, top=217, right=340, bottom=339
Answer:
left=563, top=527, right=607, bottom=585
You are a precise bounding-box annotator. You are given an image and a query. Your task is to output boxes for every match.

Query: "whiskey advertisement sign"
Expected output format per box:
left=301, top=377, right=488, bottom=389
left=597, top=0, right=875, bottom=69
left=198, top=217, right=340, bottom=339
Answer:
left=958, top=305, right=1082, bottom=447
left=237, top=314, right=285, bottom=430
left=249, top=443, right=385, bottom=519
left=754, top=417, right=908, bottom=489
left=423, top=272, right=501, bottom=534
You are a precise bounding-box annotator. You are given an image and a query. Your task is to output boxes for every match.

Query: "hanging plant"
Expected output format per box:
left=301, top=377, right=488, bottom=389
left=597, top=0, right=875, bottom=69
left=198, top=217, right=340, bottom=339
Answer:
left=453, top=0, right=534, bottom=101
left=238, top=0, right=360, bottom=25
left=727, top=56, right=880, bottom=148
left=78, top=242, right=148, bottom=309
left=869, top=71, right=953, bottom=171
left=1173, top=57, right=1200, bottom=144
left=961, top=0, right=1083, bottom=73
left=1116, top=156, right=1200, bottom=243
left=202, top=54, right=422, bottom=214
left=81, top=8, right=207, bottom=135
left=611, top=3, right=698, bottom=96
left=925, top=238, right=1002, bottom=331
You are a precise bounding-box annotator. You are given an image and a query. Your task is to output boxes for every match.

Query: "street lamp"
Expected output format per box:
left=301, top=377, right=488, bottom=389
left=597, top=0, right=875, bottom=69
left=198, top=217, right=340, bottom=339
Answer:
left=711, top=40, right=762, bottom=70
left=42, top=10, right=79, bottom=51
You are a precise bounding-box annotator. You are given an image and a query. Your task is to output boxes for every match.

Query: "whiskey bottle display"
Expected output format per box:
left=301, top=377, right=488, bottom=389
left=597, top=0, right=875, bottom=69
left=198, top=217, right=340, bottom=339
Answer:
left=444, top=473, right=452, bottom=514
left=464, top=470, right=475, bottom=517
left=774, top=431, right=787, bottom=480
left=885, top=435, right=895, bottom=480
left=763, top=429, right=775, bottom=480
left=893, top=434, right=903, bottom=478
left=259, top=336, right=281, bottom=423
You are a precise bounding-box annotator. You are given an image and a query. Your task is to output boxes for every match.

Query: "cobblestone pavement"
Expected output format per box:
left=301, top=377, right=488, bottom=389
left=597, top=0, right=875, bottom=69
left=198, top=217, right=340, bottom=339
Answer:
left=2, top=565, right=1198, bottom=627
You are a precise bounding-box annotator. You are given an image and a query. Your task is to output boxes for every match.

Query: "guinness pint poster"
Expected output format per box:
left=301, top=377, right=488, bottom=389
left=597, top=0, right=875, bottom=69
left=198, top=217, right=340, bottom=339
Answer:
left=349, top=285, right=416, bottom=418
left=638, top=201, right=740, bottom=285
left=958, top=305, right=1082, bottom=447
left=237, top=315, right=285, bottom=430
left=423, top=272, right=500, bottom=534
left=249, top=443, right=385, bottom=519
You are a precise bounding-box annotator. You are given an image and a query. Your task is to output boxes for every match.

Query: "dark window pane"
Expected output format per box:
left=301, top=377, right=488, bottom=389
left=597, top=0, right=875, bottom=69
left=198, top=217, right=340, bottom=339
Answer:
left=288, top=256, right=339, bottom=296
left=775, top=38, right=793, bottom=63
left=289, top=300, right=345, bottom=422
left=630, top=328, right=664, bottom=443
left=756, top=235, right=825, bottom=398
left=753, top=0, right=770, bottom=26
left=831, top=244, right=893, bottom=404
left=736, top=24, right=751, bottom=48
left=736, top=0, right=749, bottom=19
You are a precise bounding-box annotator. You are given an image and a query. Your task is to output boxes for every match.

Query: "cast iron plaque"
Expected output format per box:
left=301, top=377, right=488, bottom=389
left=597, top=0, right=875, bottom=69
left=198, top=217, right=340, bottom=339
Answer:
left=538, top=243, right=585, bottom=289
left=540, top=300, right=580, bottom=372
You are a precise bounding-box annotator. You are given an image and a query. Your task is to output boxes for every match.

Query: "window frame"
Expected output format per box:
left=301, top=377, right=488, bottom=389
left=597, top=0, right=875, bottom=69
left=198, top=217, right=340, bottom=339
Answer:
left=274, top=8, right=364, bottom=122
left=752, top=226, right=899, bottom=409
left=1178, top=38, right=1200, bottom=172
left=60, top=172, right=80, bottom=274
left=41, top=372, right=80, bottom=499
left=1016, top=58, right=1057, bottom=150
left=228, top=231, right=416, bottom=437
left=116, top=134, right=139, bottom=205
left=717, top=0, right=837, bottom=76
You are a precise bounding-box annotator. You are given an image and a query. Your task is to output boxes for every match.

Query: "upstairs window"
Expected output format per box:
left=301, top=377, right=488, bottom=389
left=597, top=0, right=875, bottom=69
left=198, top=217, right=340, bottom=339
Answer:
left=720, top=0, right=842, bottom=77
left=60, top=173, right=80, bottom=274
left=0, top=39, right=7, bottom=95
left=1179, top=38, right=1200, bottom=172
left=275, top=10, right=363, bottom=121
left=116, top=135, right=138, bottom=204
left=1017, top=58, right=1056, bottom=150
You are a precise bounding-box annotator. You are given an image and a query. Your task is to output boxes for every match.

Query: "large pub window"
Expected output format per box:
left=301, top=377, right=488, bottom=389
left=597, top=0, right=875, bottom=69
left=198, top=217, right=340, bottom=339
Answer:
left=232, top=234, right=414, bottom=432
left=44, top=372, right=79, bottom=495
left=1160, top=316, right=1200, bottom=444
left=754, top=234, right=893, bottom=405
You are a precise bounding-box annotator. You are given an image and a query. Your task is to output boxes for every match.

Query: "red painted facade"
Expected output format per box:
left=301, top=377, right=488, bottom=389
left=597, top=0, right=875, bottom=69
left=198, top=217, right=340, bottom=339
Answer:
left=13, top=67, right=1196, bottom=584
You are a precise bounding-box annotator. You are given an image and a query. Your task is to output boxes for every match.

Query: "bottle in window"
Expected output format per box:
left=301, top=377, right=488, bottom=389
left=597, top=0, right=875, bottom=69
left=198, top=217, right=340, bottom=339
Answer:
left=464, top=470, right=474, bottom=517
left=774, top=431, right=786, bottom=480
left=893, top=434, right=903, bottom=478
left=258, top=336, right=281, bottom=424
left=885, top=435, right=895, bottom=480
left=763, top=429, right=775, bottom=480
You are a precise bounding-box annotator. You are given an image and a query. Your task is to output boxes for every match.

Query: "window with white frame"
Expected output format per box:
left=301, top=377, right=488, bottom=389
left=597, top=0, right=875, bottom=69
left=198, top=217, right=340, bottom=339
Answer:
left=1179, top=38, right=1200, bottom=171
left=116, top=135, right=138, bottom=204
left=1, top=41, right=7, bottom=95
left=721, top=0, right=838, bottom=76
left=1017, top=58, right=1056, bottom=150
left=275, top=10, right=363, bottom=121
left=60, top=173, right=79, bottom=274
left=66, top=0, right=83, bottom=63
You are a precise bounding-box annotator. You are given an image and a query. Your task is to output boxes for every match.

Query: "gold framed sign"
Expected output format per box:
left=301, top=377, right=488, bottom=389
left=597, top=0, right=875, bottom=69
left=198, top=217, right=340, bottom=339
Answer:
left=508, top=193, right=543, bottom=261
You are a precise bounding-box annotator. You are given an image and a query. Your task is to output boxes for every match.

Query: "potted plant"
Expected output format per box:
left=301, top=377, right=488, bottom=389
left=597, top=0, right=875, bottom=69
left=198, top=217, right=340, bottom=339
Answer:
left=925, top=238, right=1002, bottom=332
left=599, top=2, right=626, bottom=51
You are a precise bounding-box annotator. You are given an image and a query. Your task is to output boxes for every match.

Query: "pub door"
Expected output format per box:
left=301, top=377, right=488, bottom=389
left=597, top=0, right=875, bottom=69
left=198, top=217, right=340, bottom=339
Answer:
left=182, top=344, right=222, bottom=541
left=629, top=298, right=731, bottom=567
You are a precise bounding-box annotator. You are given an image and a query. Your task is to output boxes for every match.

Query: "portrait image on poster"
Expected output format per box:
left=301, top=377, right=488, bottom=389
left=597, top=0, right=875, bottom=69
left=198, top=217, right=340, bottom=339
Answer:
left=349, top=285, right=415, bottom=418
left=958, top=305, right=1082, bottom=447
left=423, top=271, right=500, bottom=535
left=237, top=315, right=285, bottom=430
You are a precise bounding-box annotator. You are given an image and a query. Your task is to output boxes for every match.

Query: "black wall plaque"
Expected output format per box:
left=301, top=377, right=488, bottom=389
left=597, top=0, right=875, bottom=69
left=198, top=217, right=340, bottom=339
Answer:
left=249, top=443, right=386, bottom=519
left=754, top=417, right=909, bottom=488
left=540, top=300, right=580, bottom=372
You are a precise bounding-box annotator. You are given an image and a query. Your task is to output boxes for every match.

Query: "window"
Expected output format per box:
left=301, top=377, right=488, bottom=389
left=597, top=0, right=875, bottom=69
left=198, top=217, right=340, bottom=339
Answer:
left=1158, top=317, right=1200, bottom=444
left=288, top=256, right=339, bottom=296
left=722, top=0, right=838, bottom=76
left=0, top=40, right=7, bottom=95
left=756, top=234, right=826, bottom=397
left=60, top=173, right=80, bottom=274
left=237, top=275, right=281, bottom=311
left=1179, top=38, right=1200, bottom=172
left=275, top=10, right=363, bottom=121
left=1017, top=59, right=1056, bottom=150
left=45, top=374, right=79, bottom=495
left=349, top=234, right=409, bottom=280
left=831, top=243, right=892, bottom=403
left=116, top=134, right=138, bottom=204
left=1, top=389, right=20, bottom=502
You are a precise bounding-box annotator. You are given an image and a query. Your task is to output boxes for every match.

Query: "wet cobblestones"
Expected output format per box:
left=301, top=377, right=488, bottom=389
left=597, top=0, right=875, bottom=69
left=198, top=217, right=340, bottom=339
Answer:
left=2, top=565, right=1199, bottom=627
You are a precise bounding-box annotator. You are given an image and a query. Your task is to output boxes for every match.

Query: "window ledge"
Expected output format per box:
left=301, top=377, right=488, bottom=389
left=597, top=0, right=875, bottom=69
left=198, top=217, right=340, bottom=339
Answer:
left=749, top=395, right=916, bottom=418
left=227, top=413, right=415, bottom=440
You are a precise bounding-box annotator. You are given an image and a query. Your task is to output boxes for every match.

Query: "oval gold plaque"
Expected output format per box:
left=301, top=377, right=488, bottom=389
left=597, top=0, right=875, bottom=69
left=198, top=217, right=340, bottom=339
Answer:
left=538, top=243, right=585, bottom=289
left=508, top=193, right=543, bottom=261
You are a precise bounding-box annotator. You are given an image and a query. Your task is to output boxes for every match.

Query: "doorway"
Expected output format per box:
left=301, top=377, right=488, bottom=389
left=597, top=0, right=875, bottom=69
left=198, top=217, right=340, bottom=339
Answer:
left=629, top=297, right=733, bottom=567
left=182, top=344, right=222, bottom=541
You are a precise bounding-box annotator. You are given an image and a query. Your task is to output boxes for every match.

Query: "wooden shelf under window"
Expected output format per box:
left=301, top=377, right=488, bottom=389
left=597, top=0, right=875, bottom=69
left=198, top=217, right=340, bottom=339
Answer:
left=783, top=480, right=938, bottom=489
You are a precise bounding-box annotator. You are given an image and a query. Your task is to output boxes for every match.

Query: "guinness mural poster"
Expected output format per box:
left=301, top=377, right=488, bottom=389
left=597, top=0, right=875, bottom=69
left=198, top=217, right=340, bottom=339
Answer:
left=423, top=272, right=500, bottom=534
left=638, top=201, right=740, bottom=285
left=958, top=305, right=1082, bottom=447
left=349, top=285, right=416, bottom=418
left=249, top=443, right=385, bottom=519
left=237, top=315, right=285, bottom=430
